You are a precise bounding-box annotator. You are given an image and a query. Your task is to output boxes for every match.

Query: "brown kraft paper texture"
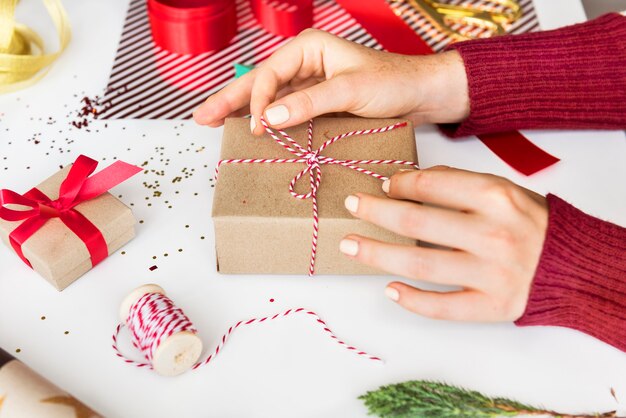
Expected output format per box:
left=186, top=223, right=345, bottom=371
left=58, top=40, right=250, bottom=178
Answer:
left=213, top=117, right=419, bottom=275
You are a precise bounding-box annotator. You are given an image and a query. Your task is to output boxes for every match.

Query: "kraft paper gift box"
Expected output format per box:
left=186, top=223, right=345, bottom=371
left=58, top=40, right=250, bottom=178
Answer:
left=212, top=117, right=419, bottom=275
left=0, top=165, right=137, bottom=291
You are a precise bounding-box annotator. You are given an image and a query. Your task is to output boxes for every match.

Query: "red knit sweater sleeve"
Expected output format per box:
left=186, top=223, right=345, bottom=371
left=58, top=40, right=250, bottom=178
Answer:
left=435, top=14, right=626, bottom=351
left=515, top=194, right=626, bottom=352
left=440, top=13, right=626, bottom=137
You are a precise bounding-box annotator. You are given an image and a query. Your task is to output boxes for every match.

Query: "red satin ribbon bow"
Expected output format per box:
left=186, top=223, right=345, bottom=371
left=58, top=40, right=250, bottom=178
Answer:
left=0, top=155, right=142, bottom=269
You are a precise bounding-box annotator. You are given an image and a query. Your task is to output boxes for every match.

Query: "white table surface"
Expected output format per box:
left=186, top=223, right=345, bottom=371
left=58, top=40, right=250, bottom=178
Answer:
left=1, top=1, right=625, bottom=417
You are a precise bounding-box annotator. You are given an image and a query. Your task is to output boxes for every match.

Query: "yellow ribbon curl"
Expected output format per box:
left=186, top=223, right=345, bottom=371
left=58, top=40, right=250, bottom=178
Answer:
left=0, top=0, right=70, bottom=94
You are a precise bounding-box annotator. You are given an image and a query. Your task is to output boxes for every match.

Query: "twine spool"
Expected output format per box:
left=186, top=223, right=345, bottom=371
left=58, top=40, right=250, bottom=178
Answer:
left=118, top=284, right=203, bottom=377
left=114, top=284, right=383, bottom=376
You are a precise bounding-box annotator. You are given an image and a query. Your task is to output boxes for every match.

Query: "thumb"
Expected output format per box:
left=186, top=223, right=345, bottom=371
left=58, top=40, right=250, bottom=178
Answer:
left=263, top=76, right=353, bottom=129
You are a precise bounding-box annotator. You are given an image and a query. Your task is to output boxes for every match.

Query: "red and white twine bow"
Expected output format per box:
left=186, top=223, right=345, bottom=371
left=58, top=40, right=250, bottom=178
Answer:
left=215, top=118, right=419, bottom=275
left=112, top=292, right=382, bottom=371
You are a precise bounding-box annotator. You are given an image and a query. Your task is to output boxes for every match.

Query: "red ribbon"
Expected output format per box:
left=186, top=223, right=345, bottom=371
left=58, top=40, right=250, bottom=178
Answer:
left=477, top=131, right=560, bottom=176
left=148, top=0, right=312, bottom=55
left=0, top=155, right=142, bottom=269
left=334, top=0, right=560, bottom=175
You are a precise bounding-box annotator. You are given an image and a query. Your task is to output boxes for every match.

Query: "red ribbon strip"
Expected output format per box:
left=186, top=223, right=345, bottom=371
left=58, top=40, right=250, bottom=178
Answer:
left=148, top=0, right=312, bottom=55
left=334, top=0, right=560, bottom=175
left=477, top=131, right=560, bottom=176
left=0, top=155, right=142, bottom=269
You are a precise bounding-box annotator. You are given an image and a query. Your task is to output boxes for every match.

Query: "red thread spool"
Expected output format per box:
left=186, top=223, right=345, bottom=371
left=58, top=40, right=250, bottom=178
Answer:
left=119, top=284, right=203, bottom=376
left=250, top=0, right=313, bottom=37
left=147, top=0, right=237, bottom=55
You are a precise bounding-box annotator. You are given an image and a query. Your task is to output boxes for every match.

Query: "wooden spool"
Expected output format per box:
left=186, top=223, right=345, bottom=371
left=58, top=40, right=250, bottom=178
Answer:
left=119, top=284, right=203, bottom=377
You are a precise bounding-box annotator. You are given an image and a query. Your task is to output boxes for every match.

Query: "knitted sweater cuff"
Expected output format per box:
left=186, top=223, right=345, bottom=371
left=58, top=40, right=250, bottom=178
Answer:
left=440, top=13, right=626, bottom=137
left=515, top=194, right=626, bottom=352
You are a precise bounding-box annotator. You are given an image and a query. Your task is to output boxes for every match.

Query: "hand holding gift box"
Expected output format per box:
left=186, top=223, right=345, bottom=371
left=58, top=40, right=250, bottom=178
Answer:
left=213, top=117, right=419, bottom=275
left=0, top=155, right=141, bottom=291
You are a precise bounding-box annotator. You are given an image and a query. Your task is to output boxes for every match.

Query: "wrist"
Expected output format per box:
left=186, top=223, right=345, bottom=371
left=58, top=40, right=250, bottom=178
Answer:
left=417, top=50, right=469, bottom=124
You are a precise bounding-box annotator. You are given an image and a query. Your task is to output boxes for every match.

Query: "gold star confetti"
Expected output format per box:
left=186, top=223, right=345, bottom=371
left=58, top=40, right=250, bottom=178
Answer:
left=41, top=395, right=99, bottom=418
left=0, top=394, right=5, bottom=411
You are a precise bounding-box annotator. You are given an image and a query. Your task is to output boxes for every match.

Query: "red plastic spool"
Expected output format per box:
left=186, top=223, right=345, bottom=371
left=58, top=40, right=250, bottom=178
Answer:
left=147, top=0, right=238, bottom=55
left=250, top=0, right=313, bottom=37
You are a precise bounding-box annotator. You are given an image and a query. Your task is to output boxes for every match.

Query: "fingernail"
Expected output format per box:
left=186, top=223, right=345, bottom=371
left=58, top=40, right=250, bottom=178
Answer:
left=250, top=117, right=256, bottom=133
left=385, top=287, right=399, bottom=302
left=344, top=195, right=359, bottom=213
left=265, top=105, right=289, bottom=125
left=382, top=180, right=390, bottom=193
left=339, top=239, right=359, bottom=256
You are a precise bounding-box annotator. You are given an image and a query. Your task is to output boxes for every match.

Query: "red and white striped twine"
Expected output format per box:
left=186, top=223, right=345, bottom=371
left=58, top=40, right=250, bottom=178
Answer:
left=215, top=118, right=419, bottom=275
left=112, top=292, right=382, bottom=371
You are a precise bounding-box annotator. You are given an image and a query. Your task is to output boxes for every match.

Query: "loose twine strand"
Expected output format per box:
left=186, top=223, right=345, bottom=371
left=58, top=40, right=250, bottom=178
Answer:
left=112, top=292, right=383, bottom=371
left=215, top=118, right=419, bottom=275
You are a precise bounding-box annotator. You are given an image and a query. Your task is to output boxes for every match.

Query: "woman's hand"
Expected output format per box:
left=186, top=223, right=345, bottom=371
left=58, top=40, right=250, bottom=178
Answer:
left=340, top=166, right=549, bottom=322
left=193, top=29, right=545, bottom=322
left=193, top=29, right=469, bottom=133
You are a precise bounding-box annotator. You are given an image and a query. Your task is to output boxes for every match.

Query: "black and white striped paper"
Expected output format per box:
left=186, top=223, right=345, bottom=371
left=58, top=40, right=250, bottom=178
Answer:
left=100, top=0, right=538, bottom=120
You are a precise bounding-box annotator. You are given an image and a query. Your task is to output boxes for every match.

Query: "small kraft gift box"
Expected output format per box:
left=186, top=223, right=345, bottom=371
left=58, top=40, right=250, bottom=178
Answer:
left=213, top=117, right=419, bottom=275
left=0, top=155, right=141, bottom=291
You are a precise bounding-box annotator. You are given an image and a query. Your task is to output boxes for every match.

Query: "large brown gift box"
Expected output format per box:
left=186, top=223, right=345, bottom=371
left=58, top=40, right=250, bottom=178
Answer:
left=0, top=166, right=136, bottom=291
left=213, top=117, right=419, bottom=275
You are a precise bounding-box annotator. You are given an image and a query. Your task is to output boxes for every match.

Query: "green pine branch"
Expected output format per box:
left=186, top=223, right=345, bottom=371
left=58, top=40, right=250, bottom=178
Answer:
left=359, top=380, right=619, bottom=418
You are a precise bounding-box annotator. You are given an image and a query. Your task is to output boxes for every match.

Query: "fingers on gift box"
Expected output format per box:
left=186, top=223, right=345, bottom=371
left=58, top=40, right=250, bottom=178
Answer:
left=0, top=156, right=141, bottom=291
left=212, top=117, right=419, bottom=275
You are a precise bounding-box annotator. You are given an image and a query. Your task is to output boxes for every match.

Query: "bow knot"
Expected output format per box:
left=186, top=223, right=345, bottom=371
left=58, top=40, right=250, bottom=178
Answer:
left=38, top=201, right=62, bottom=218
left=304, top=151, right=320, bottom=167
